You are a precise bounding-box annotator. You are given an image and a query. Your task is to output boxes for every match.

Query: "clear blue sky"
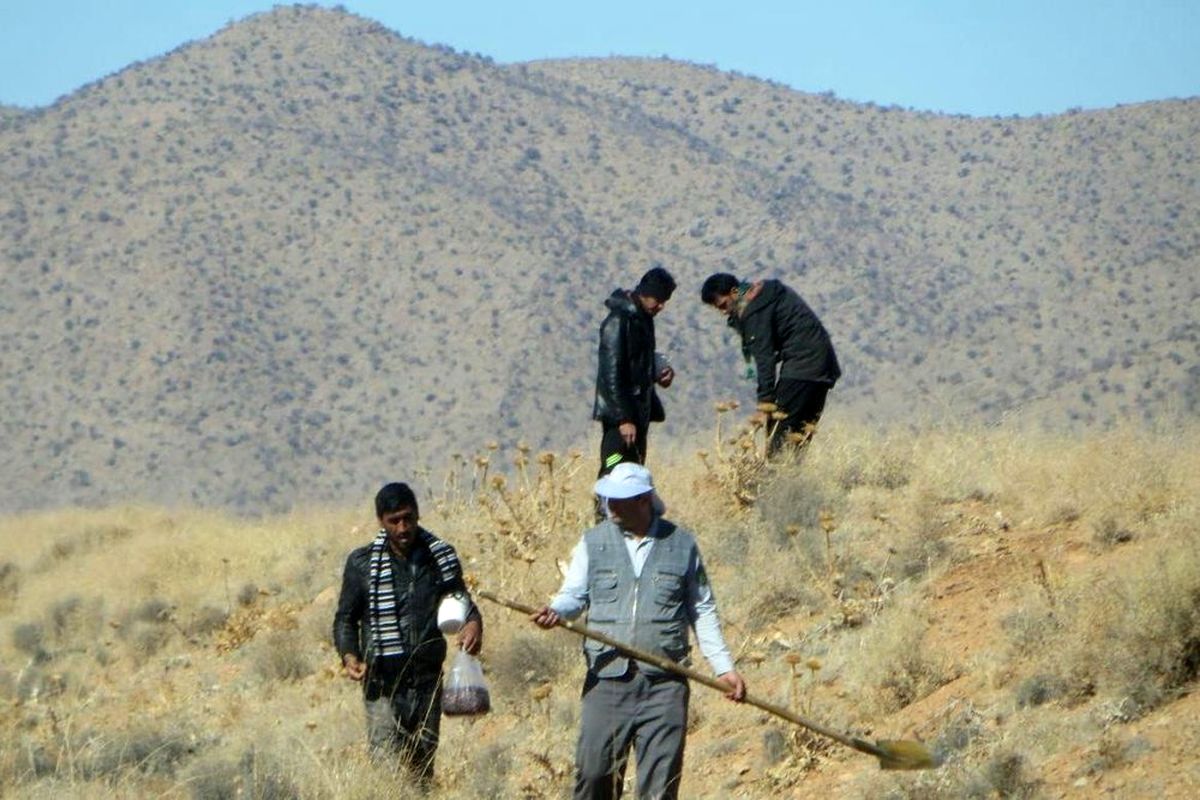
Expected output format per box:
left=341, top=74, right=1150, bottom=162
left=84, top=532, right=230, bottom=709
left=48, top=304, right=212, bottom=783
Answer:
left=1, top=1, right=1197, bottom=116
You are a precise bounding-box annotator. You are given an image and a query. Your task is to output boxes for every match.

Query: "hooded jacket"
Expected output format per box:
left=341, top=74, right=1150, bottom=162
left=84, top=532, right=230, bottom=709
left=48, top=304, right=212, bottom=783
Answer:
left=732, top=280, right=841, bottom=402
left=592, top=290, right=665, bottom=429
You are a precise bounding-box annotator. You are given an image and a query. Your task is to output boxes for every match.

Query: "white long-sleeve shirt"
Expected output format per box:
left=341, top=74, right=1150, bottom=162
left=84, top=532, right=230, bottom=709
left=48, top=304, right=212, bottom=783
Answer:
left=549, top=518, right=735, bottom=676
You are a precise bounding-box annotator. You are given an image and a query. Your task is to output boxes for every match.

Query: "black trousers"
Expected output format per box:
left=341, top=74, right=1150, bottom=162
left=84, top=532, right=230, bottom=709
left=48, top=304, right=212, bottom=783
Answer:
left=597, top=420, right=648, bottom=478
left=363, top=660, right=442, bottom=788
left=769, top=379, right=830, bottom=454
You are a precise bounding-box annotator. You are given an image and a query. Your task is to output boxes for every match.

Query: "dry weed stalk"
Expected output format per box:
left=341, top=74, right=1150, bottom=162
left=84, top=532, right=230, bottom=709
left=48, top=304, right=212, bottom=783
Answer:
left=699, top=401, right=803, bottom=507
left=1034, top=559, right=1057, bottom=608
left=468, top=447, right=587, bottom=587
left=767, top=655, right=837, bottom=778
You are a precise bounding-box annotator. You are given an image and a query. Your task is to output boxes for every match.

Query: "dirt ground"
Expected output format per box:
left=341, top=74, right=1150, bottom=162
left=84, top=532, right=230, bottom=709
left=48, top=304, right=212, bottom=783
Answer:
left=669, top=505, right=1200, bottom=798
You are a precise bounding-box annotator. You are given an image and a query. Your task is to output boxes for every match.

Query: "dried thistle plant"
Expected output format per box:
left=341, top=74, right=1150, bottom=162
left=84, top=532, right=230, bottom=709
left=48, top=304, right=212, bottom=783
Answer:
left=450, top=444, right=589, bottom=591
left=699, top=402, right=782, bottom=508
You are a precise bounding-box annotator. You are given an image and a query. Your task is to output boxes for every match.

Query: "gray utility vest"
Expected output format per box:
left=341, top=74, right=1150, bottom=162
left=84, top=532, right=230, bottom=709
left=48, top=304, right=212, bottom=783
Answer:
left=583, top=518, right=696, bottom=678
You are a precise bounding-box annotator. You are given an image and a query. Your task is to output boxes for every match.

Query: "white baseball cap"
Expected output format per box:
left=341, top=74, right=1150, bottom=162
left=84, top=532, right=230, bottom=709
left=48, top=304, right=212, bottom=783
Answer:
left=593, top=463, right=666, bottom=513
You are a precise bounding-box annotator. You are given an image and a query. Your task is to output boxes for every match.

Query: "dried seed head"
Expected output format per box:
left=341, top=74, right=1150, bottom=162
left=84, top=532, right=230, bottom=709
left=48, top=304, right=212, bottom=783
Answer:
left=806, top=658, right=823, bottom=672
left=537, top=452, right=555, bottom=465
left=474, top=456, right=490, bottom=467
left=771, top=411, right=789, bottom=421
left=783, top=652, right=804, bottom=666
left=697, top=450, right=709, bottom=460
left=757, top=401, right=778, bottom=413
left=715, top=401, right=732, bottom=413
left=490, top=475, right=506, bottom=490
left=785, top=524, right=801, bottom=537
left=785, top=432, right=809, bottom=443
left=516, top=441, right=531, bottom=454
left=513, top=454, right=528, bottom=468
left=485, top=440, right=500, bottom=451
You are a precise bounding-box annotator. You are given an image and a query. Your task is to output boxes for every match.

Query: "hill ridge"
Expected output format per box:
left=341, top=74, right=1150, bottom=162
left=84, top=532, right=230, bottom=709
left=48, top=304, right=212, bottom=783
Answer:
left=1, top=5, right=1197, bottom=512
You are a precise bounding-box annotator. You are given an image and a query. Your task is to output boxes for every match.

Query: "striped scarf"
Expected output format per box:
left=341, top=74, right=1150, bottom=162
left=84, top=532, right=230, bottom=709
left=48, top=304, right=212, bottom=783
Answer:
left=367, top=528, right=463, bottom=658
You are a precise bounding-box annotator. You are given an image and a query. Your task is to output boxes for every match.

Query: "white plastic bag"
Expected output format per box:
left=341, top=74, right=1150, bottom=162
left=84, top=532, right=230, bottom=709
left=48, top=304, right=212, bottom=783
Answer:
left=442, top=648, right=491, bottom=716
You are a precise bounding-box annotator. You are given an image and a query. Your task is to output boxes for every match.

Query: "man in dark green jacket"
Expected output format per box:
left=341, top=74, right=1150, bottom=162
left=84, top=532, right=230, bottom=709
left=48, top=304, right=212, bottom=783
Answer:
left=701, top=273, right=841, bottom=452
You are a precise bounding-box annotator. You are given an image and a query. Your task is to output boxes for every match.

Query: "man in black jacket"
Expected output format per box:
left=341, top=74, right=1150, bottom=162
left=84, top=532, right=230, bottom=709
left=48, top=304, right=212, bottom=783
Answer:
left=333, top=482, right=483, bottom=787
left=592, top=265, right=677, bottom=477
left=701, top=273, right=841, bottom=453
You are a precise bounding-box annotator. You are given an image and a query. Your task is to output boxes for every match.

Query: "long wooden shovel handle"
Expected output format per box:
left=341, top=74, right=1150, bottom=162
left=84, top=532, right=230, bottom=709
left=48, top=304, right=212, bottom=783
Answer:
left=477, top=590, right=892, bottom=762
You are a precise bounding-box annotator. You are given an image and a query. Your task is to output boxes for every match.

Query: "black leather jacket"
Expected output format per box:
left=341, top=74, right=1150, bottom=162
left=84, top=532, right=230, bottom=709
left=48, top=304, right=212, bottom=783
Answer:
left=332, top=532, right=476, bottom=682
left=592, top=290, right=665, bottom=428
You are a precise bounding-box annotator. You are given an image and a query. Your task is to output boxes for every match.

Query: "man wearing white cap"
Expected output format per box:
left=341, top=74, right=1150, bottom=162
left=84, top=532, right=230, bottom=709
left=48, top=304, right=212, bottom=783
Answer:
left=532, top=463, right=746, bottom=800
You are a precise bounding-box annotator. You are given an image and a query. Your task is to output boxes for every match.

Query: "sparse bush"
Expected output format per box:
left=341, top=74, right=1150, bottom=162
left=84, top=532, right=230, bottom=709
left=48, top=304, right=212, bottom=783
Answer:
left=486, top=629, right=574, bottom=700
left=188, top=605, right=230, bottom=637
left=16, top=665, right=67, bottom=702
left=931, top=706, right=986, bottom=757
left=971, top=752, right=1040, bottom=798
left=237, top=583, right=259, bottom=606
left=75, top=725, right=199, bottom=779
left=1000, top=606, right=1062, bottom=657
left=840, top=596, right=952, bottom=714
left=12, top=621, right=45, bottom=656
left=46, top=594, right=104, bottom=651
left=1013, top=526, right=1200, bottom=720
left=758, top=470, right=835, bottom=547
left=1092, top=515, right=1134, bottom=546
left=126, top=622, right=172, bottom=658
left=131, top=597, right=173, bottom=623
left=250, top=629, right=314, bottom=682
left=761, top=726, right=788, bottom=764
left=1078, top=731, right=1152, bottom=777
left=745, top=584, right=827, bottom=626
left=0, top=561, right=18, bottom=612
left=184, top=747, right=299, bottom=800
left=463, top=742, right=514, bottom=797
left=1043, top=503, right=1081, bottom=526
left=1014, top=673, right=1068, bottom=708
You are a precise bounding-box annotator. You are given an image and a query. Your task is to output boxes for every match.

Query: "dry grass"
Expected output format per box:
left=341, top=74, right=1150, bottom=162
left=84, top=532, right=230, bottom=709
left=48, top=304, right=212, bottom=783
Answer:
left=834, top=594, right=956, bottom=716
left=1011, top=522, right=1200, bottom=721
left=3, top=420, right=1200, bottom=797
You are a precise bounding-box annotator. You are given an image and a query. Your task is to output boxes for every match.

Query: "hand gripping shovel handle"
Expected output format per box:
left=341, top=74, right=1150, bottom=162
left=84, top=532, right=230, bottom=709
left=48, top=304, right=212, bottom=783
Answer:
left=478, top=591, right=937, bottom=770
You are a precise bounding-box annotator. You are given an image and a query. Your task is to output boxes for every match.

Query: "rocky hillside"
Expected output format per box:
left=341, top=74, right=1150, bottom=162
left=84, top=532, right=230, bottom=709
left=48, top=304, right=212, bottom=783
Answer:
left=1, top=5, right=1197, bottom=512
left=2, top=424, right=1198, bottom=797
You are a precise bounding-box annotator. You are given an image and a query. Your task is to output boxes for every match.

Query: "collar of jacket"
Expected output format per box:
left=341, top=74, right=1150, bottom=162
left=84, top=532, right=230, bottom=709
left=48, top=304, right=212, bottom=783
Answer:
left=737, top=280, right=772, bottom=318
left=605, top=289, right=646, bottom=318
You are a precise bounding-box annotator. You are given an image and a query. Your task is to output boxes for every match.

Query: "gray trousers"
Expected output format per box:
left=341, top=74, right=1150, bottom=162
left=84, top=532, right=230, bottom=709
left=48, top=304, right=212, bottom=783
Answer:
left=364, top=671, right=442, bottom=788
left=574, top=668, right=690, bottom=800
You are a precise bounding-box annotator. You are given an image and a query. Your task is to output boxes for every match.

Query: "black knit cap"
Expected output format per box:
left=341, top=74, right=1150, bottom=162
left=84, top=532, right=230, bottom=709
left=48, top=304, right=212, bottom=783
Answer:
left=634, top=265, right=677, bottom=302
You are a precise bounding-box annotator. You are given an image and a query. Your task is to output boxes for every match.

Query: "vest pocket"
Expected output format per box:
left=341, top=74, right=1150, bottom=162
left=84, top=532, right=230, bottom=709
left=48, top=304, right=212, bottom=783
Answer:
left=591, top=570, right=619, bottom=605
left=651, top=567, right=685, bottom=605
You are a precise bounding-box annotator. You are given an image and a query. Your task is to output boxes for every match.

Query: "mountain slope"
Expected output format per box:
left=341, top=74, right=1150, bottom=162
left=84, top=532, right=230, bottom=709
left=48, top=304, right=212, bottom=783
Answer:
left=1, top=6, right=1197, bottom=512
